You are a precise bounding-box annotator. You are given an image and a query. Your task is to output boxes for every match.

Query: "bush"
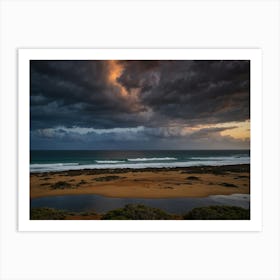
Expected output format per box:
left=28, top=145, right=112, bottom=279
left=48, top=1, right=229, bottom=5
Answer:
left=80, top=211, right=96, bottom=216
left=76, top=180, right=87, bottom=187
left=183, top=205, right=250, bottom=220
left=50, top=181, right=72, bottom=189
left=186, top=176, right=200, bottom=180
left=30, top=208, right=99, bottom=220
left=219, top=182, right=238, bottom=188
left=102, top=204, right=173, bottom=220
left=94, top=175, right=122, bottom=182
left=30, top=207, right=67, bottom=220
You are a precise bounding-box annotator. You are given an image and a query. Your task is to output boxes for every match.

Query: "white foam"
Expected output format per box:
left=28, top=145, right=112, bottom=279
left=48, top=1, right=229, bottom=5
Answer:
left=95, top=160, right=126, bottom=164
left=127, top=157, right=177, bottom=162
left=190, top=156, right=250, bottom=161
left=30, top=162, right=78, bottom=168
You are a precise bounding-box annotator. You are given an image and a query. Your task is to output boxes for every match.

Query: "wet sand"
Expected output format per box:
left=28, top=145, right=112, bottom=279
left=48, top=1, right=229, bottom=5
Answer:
left=30, top=164, right=250, bottom=199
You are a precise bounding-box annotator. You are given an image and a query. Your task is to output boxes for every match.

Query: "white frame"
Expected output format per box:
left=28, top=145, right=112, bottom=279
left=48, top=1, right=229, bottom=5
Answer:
left=18, top=48, right=262, bottom=232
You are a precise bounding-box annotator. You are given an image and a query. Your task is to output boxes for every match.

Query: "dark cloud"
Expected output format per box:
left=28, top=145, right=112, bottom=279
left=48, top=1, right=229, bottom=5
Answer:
left=30, top=60, right=143, bottom=130
left=30, top=60, right=250, bottom=149
left=118, top=60, right=250, bottom=125
left=30, top=125, right=249, bottom=150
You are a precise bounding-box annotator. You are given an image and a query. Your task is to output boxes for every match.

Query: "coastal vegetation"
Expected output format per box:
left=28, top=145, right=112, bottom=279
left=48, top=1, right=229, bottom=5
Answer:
left=50, top=181, right=73, bottom=189
left=94, top=175, right=123, bottom=182
left=30, top=207, right=99, bottom=220
left=30, top=204, right=250, bottom=220
left=186, top=176, right=200, bottom=181
left=183, top=205, right=250, bottom=220
left=102, top=204, right=173, bottom=220
left=219, top=182, right=238, bottom=188
left=30, top=207, right=67, bottom=220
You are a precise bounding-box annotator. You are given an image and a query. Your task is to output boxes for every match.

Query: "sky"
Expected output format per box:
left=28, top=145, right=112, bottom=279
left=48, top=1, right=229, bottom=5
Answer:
left=30, top=60, right=250, bottom=150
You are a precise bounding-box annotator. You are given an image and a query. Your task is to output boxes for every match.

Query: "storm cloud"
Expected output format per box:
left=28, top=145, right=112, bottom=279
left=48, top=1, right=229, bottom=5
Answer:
left=30, top=60, right=250, bottom=149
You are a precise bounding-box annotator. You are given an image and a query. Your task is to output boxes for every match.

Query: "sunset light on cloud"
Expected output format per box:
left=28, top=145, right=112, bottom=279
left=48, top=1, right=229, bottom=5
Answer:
left=106, top=60, right=127, bottom=97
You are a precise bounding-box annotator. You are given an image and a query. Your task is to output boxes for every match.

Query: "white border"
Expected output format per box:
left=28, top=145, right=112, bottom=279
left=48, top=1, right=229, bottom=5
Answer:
left=18, top=49, right=262, bottom=232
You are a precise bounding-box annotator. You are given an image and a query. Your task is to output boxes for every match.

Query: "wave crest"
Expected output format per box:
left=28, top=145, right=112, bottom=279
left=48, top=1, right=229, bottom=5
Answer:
left=95, top=160, right=126, bottom=164
left=127, top=157, right=177, bottom=162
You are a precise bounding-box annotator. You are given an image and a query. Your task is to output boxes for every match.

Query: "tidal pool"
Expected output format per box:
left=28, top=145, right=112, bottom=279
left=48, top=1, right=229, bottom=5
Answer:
left=31, top=193, right=250, bottom=214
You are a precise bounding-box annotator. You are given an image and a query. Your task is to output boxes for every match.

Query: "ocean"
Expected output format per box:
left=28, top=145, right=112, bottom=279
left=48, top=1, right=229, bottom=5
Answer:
left=30, top=150, right=250, bottom=173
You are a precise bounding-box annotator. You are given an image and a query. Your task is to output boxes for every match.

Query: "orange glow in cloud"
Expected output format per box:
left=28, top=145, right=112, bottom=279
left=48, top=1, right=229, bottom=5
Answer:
left=220, top=120, right=250, bottom=139
left=106, top=60, right=143, bottom=112
left=107, top=60, right=128, bottom=97
left=192, top=120, right=250, bottom=140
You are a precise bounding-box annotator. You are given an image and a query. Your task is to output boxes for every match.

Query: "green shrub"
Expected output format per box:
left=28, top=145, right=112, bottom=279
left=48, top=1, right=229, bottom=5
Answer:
left=183, top=205, right=250, bottom=220
left=30, top=207, right=67, bottom=220
left=102, top=204, right=173, bottom=220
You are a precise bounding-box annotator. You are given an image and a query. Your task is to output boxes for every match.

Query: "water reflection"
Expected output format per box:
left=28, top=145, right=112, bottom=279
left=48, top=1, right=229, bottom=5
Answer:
left=31, top=193, right=250, bottom=214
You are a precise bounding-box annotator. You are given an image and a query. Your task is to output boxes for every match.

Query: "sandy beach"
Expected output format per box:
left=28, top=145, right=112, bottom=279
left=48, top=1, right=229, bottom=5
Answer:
left=30, top=164, right=250, bottom=199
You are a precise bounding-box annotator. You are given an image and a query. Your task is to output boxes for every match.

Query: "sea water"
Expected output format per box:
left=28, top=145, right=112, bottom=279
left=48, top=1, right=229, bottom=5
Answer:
left=30, top=150, right=250, bottom=173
